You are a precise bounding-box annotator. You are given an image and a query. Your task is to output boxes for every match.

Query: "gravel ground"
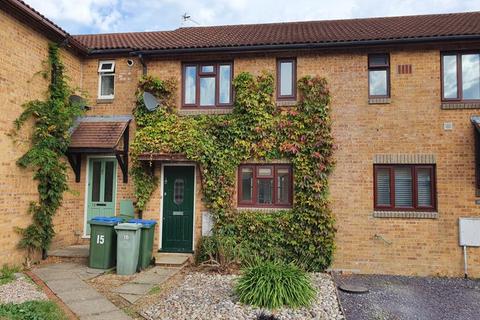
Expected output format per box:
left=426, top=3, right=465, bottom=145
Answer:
left=334, top=274, right=480, bottom=320
left=141, top=272, right=344, bottom=320
left=0, top=274, right=47, bottom=304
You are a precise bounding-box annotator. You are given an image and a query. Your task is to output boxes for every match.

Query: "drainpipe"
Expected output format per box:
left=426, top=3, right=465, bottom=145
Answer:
left=138, top=53, right=147, bottom=75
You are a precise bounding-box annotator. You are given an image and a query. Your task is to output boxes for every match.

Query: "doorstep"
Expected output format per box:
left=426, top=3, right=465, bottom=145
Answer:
left=155, top=252, right=193, bottom=266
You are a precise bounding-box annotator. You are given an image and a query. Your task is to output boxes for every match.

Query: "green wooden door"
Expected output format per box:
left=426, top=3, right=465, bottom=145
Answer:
left=86, top=158, right=117, bottom=235
left=162, top=166, right=194, bottom=252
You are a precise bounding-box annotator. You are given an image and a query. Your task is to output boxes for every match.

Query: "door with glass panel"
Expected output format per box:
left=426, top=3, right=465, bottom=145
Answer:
left=86, top=158, right=117, bottom=235
left=161, top=166, right=195, bottom=252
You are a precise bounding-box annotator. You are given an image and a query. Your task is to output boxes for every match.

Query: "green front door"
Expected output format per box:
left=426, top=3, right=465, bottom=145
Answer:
left=86, top=158, right=117, bottom=235
left=162, top=166, right=194, bottom=252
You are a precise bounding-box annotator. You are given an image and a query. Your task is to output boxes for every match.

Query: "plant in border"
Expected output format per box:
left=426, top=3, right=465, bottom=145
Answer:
left=0, top=264, right=21, bottom=285
left=0, top=300, right=68, bottom=320
left=235, top=260, right=316, bottom=309
left=11, top=43, right=84, bottom=262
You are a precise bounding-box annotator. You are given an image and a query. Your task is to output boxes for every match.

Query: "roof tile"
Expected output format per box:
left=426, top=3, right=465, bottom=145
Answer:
left=73, top=12, right=480, bottom=52
left=69, top=121, right=129, bottom=149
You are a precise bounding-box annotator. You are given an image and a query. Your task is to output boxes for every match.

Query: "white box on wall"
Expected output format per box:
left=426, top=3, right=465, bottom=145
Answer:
left=459, top=217, right=480, bottom=247
left=202, top=211, right=213, bottom=236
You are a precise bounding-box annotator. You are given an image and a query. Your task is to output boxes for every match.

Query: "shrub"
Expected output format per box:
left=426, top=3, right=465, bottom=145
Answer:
left=0, top=300, right=67, bottom=320
left=195, top=234, right=248, bottom=271
left=0, top=264, right=21, bottom=285
left=235, top=260, right=316, bottom=309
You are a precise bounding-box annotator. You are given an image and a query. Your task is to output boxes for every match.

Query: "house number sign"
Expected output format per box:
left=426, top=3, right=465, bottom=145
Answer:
left=96, top=235, right=105, bottom=245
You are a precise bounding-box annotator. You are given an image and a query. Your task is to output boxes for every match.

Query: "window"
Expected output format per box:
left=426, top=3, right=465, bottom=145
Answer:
left=368, top=54, right=390, bottom=98
left=173, top=179, right=185, bottom=205
left=442, top=52, right=480, bottom=101
left=182, top=62, right=233, bottom=107
left=374, top=165, right=436, bottom=211
left=238, top=164, right=293, bottom=208
left=98, top=60, right=115, bottom=99
left=277, top=58, right=296, bottom=100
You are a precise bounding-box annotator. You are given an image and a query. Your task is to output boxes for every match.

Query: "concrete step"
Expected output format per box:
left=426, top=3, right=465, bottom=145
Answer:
left=48, top=245, right=89, bottom=258
left=154, top=253, right=192, bottom=267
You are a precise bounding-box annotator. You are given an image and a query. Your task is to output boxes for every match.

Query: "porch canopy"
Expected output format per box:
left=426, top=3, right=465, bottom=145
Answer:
left=137, top=153, right=190, bottom=162
left=67, top=116, right=132, bottom=183
left=137, top=153, right=194, bottom=175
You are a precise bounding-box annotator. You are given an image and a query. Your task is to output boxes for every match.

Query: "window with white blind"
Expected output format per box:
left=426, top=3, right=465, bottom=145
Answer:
left=374, top=165, right=436, bottom=211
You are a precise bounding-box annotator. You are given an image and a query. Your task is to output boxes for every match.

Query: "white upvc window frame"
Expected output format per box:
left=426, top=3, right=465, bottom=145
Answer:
left=98, top=60, right=115, bottom=99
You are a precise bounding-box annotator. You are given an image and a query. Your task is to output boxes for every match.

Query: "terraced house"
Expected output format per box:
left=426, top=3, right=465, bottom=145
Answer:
left=1, top=0, right=480, bottom=277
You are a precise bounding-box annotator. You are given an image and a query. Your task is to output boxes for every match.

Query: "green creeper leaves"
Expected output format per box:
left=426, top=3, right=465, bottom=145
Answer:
left=132, top=71, right=335, bottom=271
left=13, top=43, right=84, bottom=258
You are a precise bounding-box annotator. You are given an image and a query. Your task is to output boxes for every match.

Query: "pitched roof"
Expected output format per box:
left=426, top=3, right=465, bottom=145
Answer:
left=69, top=116, right=131, bottom=150
left=0, top=0, right=88, bottom=54
left=73, top=11, right=480, bottom=53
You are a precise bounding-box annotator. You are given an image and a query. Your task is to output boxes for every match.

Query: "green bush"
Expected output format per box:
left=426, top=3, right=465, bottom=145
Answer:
left=195, top=234, right=250, bottom=270
left=235, top=260, right=316, bottom=309
left=0, top=264, right=21, bottom=285
left=0, top=300, right=67, bottom=320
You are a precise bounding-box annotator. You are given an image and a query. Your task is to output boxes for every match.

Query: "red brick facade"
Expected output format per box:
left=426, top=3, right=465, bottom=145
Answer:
left=2, top=3, right=480, bottom=276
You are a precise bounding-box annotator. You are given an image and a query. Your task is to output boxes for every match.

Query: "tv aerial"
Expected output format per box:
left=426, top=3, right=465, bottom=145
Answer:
left=181, top=13, right=200, bottom=26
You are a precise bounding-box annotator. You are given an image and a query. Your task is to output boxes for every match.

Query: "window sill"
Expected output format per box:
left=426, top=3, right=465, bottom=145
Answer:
left=368, top=98, right=391, bottom=104
left=441, top=102, right=480, bottom=110
left=237, top=207, right=291, bottom=212
left=276, top=100, right=297, bottom=107
left=178, top=108, right=233, bottom=116
left=373, top=211, right=438, bottom=219
left=96, top=98, right=114, bottom=104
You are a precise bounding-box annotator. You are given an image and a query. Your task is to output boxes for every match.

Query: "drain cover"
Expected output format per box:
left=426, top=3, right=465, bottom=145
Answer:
left=338, top=284, right=369, bottom=294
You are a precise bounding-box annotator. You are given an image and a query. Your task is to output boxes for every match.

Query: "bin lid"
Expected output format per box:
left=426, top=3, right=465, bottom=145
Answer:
left=127, top=219, right=157, bottom=227
left=88, top=216, right=123, bottom=226
left=114, top=222, right=142, bottom=230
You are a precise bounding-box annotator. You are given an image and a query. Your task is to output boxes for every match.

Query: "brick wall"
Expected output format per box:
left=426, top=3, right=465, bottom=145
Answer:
left=0, top=9, right=82, bottom=264
left=3, top=6, right=480, bottom=276
left=74, top=46, right=480, bottom=276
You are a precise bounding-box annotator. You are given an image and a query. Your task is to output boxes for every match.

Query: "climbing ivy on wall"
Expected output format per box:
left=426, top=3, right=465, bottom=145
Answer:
left=132, top=72, right=336, bottom=271
left=12, top=44, right=84, bottom=260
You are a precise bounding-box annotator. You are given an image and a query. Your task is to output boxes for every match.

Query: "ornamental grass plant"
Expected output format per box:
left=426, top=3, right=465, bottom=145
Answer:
left=235, top=260, right=316, bottom=309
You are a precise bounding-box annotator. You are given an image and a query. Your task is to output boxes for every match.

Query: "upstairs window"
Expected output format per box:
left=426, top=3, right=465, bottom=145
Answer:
left=374, top=165, right=436, bottom=212
left=182, top=62, right=233, bottom=107
left=238, top=164, right=293, bottom=208
left=368, top=54, right=390, bottom=98
left=442, top=52, right=480, bottom=101
left=277, top=58, right=296, bottom=100
left=98, top=60, right=115, bottom=99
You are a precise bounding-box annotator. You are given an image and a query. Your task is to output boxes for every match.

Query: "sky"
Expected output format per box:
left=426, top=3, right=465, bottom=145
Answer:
left=24, top=0, right=480, bottom=35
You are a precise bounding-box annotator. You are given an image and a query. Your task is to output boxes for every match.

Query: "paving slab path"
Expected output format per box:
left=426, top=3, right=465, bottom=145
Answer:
left=113, top=266, right=181, bottom=303
left=32, top=263, right=131, bottom=320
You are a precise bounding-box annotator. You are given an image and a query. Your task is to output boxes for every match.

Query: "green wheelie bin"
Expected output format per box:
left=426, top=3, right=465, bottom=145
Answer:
left=128, top=219, right=157, bottom=270
left=88, top=217, right=123, bottom=269
left=114, top=223, right=142, bottom=275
